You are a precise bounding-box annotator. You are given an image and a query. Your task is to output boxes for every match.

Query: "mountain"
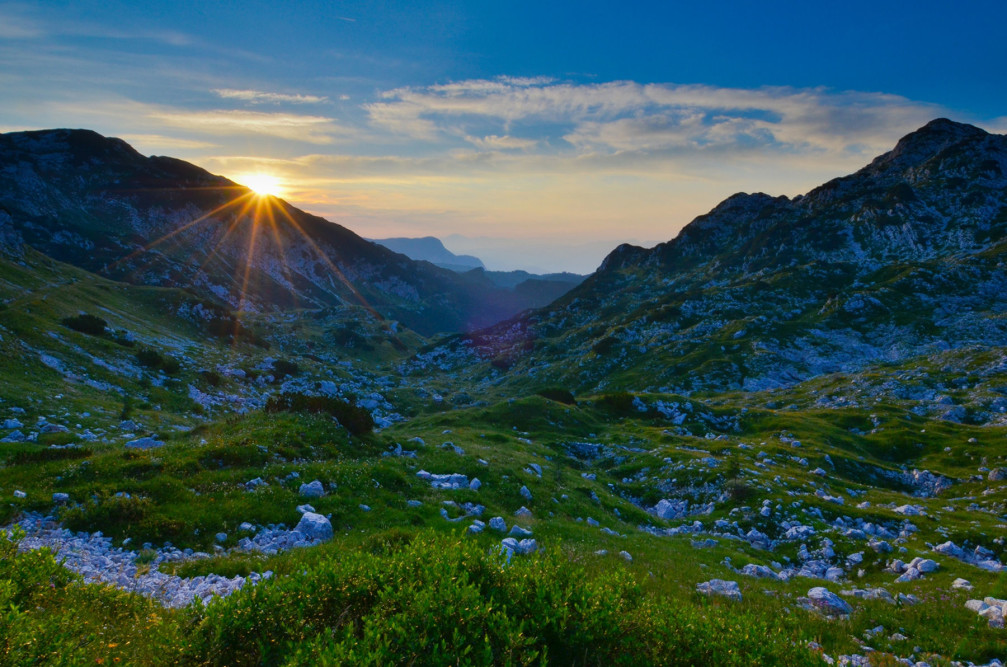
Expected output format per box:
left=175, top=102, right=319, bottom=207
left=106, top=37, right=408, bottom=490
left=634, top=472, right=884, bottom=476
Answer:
left=5, top=119, right=1007, bottom=665
left=370, top=236, right=485, bottom=271
left=0, top=129, right=568, bottom=335
left=371, top=236, right=586, bottom=306
left=421, top=119, right=1007, bottom=417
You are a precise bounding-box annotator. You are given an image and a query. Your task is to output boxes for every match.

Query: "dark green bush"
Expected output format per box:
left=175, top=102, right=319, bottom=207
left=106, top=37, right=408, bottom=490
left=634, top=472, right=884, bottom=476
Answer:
left=264, top=392, right=374, bottom=436
left=598, top=391, right=637, bottom=416
left=187, top=533, right=820, bottom=667
left=592, top=336, right=617, bottom=355
left=61, top=494, right=153, bottom=540
left=271, top=359, right=300, bottom=382
left=201, top=369, right=223, bottom=387
left=136, top=348, right=181, bottom=375
left=61, top=313, right=107, bottom=336
left=536, top=387, right=576, bottom=405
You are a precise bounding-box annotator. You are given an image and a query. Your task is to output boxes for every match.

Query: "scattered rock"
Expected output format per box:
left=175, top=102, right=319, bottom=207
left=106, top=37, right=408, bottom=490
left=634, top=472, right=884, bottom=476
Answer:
left=124, top=436, right=164, bottom=450
left=801, top=587, right=852, bottom=617
left=696, top=579, right=742, bottom=602
left=299, top=480, right=325, bottom=498
left=293, top=512, right=333, bottom=542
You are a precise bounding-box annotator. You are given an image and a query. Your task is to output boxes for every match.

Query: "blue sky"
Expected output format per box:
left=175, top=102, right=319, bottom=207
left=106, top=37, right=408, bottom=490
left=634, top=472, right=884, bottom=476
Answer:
left=2, top=0, right=1005, bottom=272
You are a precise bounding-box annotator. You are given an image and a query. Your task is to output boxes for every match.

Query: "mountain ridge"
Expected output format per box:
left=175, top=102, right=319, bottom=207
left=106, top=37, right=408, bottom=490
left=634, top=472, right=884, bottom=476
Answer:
left=421, top=118, right=1007, bottom=407
left=0, top=128, right=570, bottom=336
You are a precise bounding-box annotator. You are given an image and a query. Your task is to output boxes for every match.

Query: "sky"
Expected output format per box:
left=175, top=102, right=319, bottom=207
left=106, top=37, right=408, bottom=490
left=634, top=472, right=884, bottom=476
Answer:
left=1, top=1, right=1005, bottom=273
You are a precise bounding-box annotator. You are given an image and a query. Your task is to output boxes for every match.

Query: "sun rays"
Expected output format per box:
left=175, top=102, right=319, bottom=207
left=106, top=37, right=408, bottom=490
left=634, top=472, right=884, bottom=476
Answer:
left=100, top=179, right=387, bottom=332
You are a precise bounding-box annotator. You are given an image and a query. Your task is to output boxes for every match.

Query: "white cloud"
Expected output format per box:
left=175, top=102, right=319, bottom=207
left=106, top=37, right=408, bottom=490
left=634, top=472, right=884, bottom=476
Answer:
left=464, top=134, right=537, bottom=150
left=212, top=88, right=329, bottom=105
left=118, top=134, right=219, bottom=151
left=147, top=109, right=351, bottom=144
left=366, top=78, right=944, bottom=160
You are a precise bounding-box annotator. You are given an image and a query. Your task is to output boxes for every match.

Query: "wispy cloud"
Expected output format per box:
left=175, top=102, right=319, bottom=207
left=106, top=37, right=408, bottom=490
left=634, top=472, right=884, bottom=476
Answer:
left=212, top=88, right=329, bottom=105
left=366, top=77, right=943, bottom=161
left=464, top=134, right=537, bottom=150
left=147, top=109, right=352, bottom=144
left=118, top=134, right=219, bottom=151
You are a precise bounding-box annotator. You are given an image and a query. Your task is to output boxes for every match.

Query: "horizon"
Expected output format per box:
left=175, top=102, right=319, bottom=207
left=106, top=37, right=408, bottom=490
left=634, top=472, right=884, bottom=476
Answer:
left=2, top=0, right=1004, bottom=273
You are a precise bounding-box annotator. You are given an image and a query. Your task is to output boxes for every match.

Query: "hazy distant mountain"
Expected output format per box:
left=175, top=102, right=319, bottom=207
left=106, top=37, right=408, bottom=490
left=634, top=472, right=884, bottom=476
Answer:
left=0, top=129, right=577, bottom=335
left=370, top=236, right=485, bottom=272
left=371, top=236, right=587, bottom=307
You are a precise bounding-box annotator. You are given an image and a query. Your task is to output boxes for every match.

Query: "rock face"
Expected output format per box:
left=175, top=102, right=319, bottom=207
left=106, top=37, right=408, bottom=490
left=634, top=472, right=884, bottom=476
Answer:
left=294, top=512, right=333, bottom=542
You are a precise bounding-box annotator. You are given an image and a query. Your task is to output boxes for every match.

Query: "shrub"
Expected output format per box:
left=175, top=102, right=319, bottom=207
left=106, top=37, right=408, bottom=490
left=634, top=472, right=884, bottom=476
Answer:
left=271, top=359, right=300, bottom=382
left=136, top=348, right=181, bottom=375
left=61, top=313, right=107, bottom=336
left=187, top=533, right=820, bottom=667
left=264, top=392, right=374, bottom=436
left=592, top=335, right=617, bottom=355
left=536, top=387, right=576, bottom=405
left=598, top=391, right=637, bottom=416
left=201, top=369, right=223, bottom=387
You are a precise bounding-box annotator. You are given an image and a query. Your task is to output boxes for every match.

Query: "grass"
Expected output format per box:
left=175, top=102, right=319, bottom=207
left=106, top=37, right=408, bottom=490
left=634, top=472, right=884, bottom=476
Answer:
left=3, top=249, right=1007, bottom=664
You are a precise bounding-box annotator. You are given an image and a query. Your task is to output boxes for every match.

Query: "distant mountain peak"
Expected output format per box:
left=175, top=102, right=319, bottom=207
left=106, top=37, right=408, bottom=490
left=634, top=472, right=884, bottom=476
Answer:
left=370, top=236, right=485, bottom=270
left=867, top=117, right=989, bottom=173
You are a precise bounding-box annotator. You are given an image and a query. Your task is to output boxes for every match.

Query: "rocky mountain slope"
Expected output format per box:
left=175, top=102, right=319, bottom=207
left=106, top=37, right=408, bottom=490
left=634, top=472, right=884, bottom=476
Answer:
left=0, top=129, right=558, bottom=335
left=423, top=120, right=1007, bottom=415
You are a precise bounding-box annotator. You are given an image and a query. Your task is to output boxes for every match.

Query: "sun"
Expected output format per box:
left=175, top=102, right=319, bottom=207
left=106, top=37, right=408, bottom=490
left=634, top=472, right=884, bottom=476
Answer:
left=240, top=173, right=285, bottom=197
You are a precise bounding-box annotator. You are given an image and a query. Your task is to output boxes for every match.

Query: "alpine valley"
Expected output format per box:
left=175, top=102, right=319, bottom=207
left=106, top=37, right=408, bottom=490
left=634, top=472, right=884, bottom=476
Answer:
left=2, top=119, right=1007, bottom=666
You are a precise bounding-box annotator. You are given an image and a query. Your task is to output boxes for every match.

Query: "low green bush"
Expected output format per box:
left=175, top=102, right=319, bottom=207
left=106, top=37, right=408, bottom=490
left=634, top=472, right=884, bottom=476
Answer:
left=136, top=348, right=181, bottom=374
left=60, top=313, right=107, bottom=336
left=264, top=392, right=374, bottom=436
left=186, top=533, right=818, bottom=666
left=535, top=387, right=576, bottom=405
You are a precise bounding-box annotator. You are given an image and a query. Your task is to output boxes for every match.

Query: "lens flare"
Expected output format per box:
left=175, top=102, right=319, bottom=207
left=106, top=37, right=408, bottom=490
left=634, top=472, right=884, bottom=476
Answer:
left=240, top=173, right=284, bottom=197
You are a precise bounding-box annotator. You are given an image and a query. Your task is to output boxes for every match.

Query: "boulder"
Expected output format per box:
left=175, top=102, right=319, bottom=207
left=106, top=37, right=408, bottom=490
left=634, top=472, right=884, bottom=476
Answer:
left=488, top=516, right=507, bottom=533
left=740, top=564, right=778, bottom=579
left=804, top=587, right=852, bottom=617
left=124, top=436, right=164, bottom=450
left=509, top=525, right=533, bottom=538
left=696, top=579, right=742, bottom=602
left=299, top=480, right=325, bottom=498
left=294, top=512, right=333, bottom=541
